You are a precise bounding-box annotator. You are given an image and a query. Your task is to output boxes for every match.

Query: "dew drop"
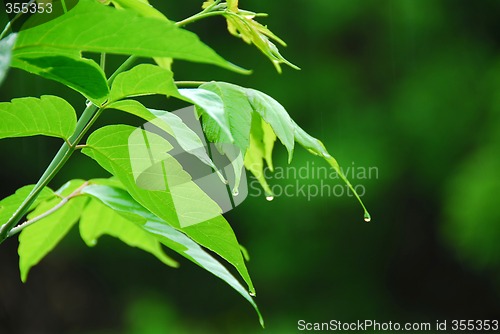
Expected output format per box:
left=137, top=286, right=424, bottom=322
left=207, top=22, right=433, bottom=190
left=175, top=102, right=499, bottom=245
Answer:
left=364, top=213, right=371, bottom=223
left=85, top=100, right=92, bottom=107
left=249, top=292, right=256, bottom=297
left=232, top=189, right=239, bottom=197
left=266, top=195, right=274, bottom=202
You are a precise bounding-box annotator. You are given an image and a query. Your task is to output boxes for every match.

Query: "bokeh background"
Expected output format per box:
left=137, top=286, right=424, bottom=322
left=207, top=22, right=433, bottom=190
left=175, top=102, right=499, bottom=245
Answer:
left=1, top=0, right=500, bottom=333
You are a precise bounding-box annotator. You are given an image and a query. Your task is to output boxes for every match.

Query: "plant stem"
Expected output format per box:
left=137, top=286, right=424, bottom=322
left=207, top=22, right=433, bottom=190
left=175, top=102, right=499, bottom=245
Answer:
left=61, top=0, right=68, bottom=13
left=175, top=81, right=207, bottom=87
left=0, top=55, right=138, bottom=243
left=0, top=3, right=226, bottom=242
left=0, top=104, right=97, bottom=243
left=108, top=55, right=137, bottom=85
left=7, top=181, right=89, bottom=237
left=176, top=11, right=225, bottom=27
left=176, top=1, right=226, bottom=28
left=100, top=53, right=106, bottom=72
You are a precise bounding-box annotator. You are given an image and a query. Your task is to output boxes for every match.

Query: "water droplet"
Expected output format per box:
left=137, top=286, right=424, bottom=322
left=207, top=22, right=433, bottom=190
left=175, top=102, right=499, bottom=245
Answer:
left=249, top=291, right=256, bottom=297
left=266, top=195, right=274, bottom=201
left=232, top=189, right=239, bottom=197
left=85, top=100, right=93, bottom=107
left=364, top=213, right=371, bottom=223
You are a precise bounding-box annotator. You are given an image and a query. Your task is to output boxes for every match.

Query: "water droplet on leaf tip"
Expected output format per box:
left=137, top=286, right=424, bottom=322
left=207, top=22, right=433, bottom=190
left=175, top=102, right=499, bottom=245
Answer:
left=266, top=195, right=274, bottom=201
left=232, top=189, right=239, bottom=196
left=249, top=292, right=256, bottom=297
left=364, top=214, right=371, bottom=223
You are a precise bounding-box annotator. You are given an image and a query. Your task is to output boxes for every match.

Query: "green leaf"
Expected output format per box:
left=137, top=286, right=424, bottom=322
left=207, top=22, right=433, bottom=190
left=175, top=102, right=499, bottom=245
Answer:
left=223, top=6, right=299, bottom=73
left=197, top=82, right=370, bottom=218
left=80, top=197, right=178, bottom=268
left=244, top=113, right=276, bottom=196
left=197, top=82, right=290, bottom=193
left=0, top=95, right=77, bottom=141
left=245, top=88, right=295, bottom=161
left=11, top=55, right=109, bottom=105
left=0, top=185, right=55, bottom=227
left=81, top=183, right=263, bottom=327
left=106, top=99, right=225, bottom=182
left=292, top=120, right=371, bottom=222
left=109, top=64, right=177, bottom=102
left=14, top=0, right=249, bottom=73
left=111, top=0, right=166, bottom=20
left=200, top=82, right=252, bottom=153
left=18, top=180, right=88, bottom=282
left=0, top=34, right=17, bottom=85
left=199, top=82, right=252, bottom=193
left=198, top=82, right=294, bottom=161
left=81, top=125, right=255, bottom=294
left=176, top=88, right=234, bottom=142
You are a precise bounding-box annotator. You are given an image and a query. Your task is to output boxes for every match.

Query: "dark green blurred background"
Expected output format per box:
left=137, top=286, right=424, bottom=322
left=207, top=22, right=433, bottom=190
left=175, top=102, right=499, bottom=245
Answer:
left=1, top=0, right=500, bottom=333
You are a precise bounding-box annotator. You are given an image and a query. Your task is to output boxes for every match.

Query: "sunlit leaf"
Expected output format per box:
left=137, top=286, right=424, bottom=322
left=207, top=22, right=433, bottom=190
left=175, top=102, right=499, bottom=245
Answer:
left=199, top=82, right=252, bottom=193
left=81, top=125, right=255, bottom=294
left=18, top=180, right=88, bottom=282
left=111, top=0, right=166, bottom=20
left=176, top=88, right=234, bottom=142
left=106, top=99, right=225, bottom=184
left=81, top=183, right=263, bottom=327
left=223, top=8, right=299, bottom=73
left=0, top=95, right=77, bottom=141
left=0, top=185, right=55, bottom=227
left=244, top=113, right=276, bottom=196
left=109, top=64, right=177, bottom=102
left=14, top=0, right=249, bottom=73
left=197, top=82, right=369, bottom=217
left=80, top=197, right=178, bottom=267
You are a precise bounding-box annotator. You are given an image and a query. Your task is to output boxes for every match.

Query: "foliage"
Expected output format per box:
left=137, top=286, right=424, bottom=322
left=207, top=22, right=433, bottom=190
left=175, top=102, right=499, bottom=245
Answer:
left=0, top=0, right=369, bottom=326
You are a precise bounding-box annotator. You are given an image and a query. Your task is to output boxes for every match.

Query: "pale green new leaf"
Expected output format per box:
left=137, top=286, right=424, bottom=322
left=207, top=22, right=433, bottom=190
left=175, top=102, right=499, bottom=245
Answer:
left=80, top=198, right=178, bottom=268
left=0, top=33, right=17, bottom=85
left=11, top=55, right=109, bottom=105
left=81, top=183, right=263, bottom=327
left=0, top=185, right=55, bottom=227
left=227, top=0, right=239, bottom=11
left=81, top=125, right=255, bottom=294
left=223, top=8, right=299, bottom=73
left=14, top=0, right=248, bottom=73
left=109, top=64, right=177, bottom=102
left=0, top=95, right=77, bottom=140
left=106, top=100, right=224, bottom=180
left=18, top=180, right=88, bottom=282
left=244, top=114, right=276, bottom=196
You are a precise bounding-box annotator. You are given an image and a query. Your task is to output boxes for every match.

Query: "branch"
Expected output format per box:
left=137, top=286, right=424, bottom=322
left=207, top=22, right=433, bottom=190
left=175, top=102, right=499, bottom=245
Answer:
left=7, top=181, right=89, bottom=237
left=0, top=55, right=138, bottom=244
